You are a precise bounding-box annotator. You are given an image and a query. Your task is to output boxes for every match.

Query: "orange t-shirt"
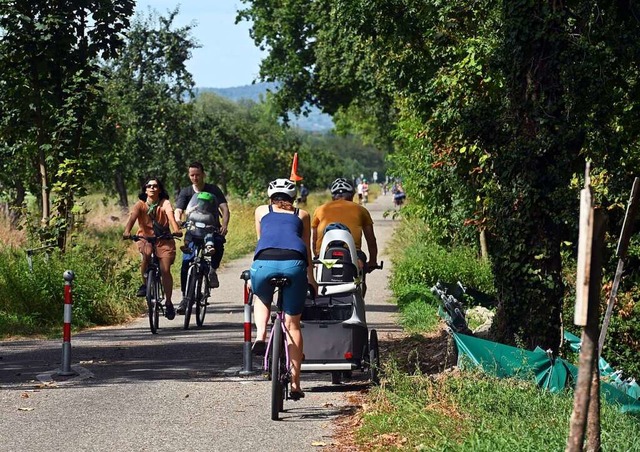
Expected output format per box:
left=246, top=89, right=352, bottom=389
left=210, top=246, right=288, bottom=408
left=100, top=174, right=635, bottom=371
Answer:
left=311, top=199, right=373, bottom=255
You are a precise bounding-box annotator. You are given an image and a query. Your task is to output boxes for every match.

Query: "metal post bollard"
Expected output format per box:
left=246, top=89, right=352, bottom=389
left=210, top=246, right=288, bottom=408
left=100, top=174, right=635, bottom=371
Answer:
left=238, top=269, right=256, bottom=375
left=59, top=270, right=77, bottom=376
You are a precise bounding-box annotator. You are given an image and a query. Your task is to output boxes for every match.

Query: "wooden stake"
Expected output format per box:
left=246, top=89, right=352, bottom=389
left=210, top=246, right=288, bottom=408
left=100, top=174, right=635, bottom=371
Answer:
left=598, top=177, right=640, bottom=355
left=566, top=209, right=606, bottom=452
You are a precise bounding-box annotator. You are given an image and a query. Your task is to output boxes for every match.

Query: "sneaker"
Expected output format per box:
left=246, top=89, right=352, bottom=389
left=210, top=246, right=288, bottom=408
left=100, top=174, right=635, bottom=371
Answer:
left=136, top=284, right=146, bottom=297
left=176, top=298, right=188, bottom=315
left=208, top=268, right=220, bottom=288
left=165, top=303, right=176, bottom=320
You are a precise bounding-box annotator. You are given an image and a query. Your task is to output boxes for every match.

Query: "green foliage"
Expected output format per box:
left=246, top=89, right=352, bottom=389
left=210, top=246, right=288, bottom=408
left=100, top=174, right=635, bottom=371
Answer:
left=389, top=220, right=494, bottom=296
left=0, top=240, right=141, bottom=337
left=0, top=0, right=135, bottom=246
left=240, top=0, right=640, bottom=352
left=561, top=246, right=640, bottom=380
left=388, top=219, right=494, bottom=333
left=357, top=365, right=640, bottom=451
left=100, top=7, right=198, bottom=205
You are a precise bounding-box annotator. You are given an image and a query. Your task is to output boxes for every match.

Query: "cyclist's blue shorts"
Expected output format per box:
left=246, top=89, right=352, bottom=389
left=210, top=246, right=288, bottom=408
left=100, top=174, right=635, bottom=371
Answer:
left=250, top=259, right=307, bottom=316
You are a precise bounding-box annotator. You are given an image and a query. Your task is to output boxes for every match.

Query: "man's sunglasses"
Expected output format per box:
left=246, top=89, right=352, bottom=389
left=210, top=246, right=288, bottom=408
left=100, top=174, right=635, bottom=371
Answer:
left=146, top=184, right=159, bottom=189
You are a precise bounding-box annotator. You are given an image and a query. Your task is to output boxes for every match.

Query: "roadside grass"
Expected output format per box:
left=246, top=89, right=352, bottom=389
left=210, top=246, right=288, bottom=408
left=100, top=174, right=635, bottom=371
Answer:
left=359, top=218, right=640, bottom=451
left=388, top=219, right=494, bottom=333
left=357, top=364, right=640, bottom=451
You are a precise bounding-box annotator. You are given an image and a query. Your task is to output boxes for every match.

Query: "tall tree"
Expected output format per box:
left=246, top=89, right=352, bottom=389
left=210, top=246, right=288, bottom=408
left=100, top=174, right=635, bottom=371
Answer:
left=0, top=0, right=135, bottom=248
left=101, top=7, right=198, bottom=207
left=240, top=0, right=640, bottom=351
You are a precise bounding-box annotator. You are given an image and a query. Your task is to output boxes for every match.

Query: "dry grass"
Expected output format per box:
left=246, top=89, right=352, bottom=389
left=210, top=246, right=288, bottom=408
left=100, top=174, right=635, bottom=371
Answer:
left=0, top=215, right=26, bottom=249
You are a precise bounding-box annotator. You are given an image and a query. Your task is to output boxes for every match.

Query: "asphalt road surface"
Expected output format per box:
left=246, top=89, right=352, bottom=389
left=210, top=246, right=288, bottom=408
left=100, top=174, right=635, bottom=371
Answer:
left=0, top=193, right=400, bottom=452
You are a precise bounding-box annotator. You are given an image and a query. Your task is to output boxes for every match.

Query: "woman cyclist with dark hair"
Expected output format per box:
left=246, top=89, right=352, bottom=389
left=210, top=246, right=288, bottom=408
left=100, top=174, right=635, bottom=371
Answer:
left=250, top=178, right=317, bottom=400
left=123, top=177, right=182, bottom=320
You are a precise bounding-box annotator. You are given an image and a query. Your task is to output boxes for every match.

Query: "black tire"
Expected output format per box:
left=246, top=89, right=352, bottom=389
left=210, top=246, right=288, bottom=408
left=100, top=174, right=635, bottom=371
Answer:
left=195, top=272, right=208, bottom=327
left=183, top=265, right=197, bottom=330
left=369, top=329, right=380, bottom=385
left=271, top=318, right=284, bottom=421
left=146, top=270, right=159, bottom=334
left=331, top=371, right=341, bottom=385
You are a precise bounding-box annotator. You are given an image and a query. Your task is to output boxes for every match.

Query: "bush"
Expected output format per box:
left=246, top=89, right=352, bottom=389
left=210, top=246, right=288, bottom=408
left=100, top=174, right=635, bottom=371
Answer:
left=388, top=220, right=494, bottom=332
left=0, top=237, right=142, bottom=337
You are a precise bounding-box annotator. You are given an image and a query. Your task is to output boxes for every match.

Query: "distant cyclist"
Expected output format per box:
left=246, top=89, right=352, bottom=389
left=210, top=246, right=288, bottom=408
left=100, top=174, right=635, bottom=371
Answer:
left=174, top=162, right=230, bottom=315
left=250, top=178, right=317, bottom=400
left=362, top=179, right=369, bottom=204
left=311, top=178, right=378, bottom=272
left=123, top=178, right=183, bottom=320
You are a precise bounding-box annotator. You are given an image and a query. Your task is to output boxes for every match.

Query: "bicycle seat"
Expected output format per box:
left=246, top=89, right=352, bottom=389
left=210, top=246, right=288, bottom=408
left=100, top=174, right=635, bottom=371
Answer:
left=269, top=276, right=291, bottom=287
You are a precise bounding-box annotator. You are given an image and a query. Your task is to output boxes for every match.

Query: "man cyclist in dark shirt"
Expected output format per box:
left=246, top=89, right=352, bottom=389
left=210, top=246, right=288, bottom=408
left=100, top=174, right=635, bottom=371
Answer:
left=174, top=161, right=230, bottom=314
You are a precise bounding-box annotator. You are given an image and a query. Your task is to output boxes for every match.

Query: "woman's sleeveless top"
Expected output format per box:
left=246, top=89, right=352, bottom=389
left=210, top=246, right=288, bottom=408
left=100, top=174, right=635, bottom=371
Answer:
left=254, top=206, right=306, bottom=260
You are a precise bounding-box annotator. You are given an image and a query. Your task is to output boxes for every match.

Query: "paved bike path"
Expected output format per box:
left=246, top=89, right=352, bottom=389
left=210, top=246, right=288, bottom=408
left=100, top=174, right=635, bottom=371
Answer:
left=0, top=194, right=400, bottom=452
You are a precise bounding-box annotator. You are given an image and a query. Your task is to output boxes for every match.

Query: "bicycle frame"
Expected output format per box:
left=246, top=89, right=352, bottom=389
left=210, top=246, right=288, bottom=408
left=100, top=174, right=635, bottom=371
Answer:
left=263, top=289, right=291, bottom=373
left=183, top=236, right=214, bottom=329
left=126, top=234, right=175, bottom=334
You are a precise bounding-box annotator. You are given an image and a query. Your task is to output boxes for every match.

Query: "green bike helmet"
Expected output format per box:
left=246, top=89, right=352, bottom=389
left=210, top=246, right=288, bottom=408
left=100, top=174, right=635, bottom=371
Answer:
left=197, top=192, right=214, bottom=202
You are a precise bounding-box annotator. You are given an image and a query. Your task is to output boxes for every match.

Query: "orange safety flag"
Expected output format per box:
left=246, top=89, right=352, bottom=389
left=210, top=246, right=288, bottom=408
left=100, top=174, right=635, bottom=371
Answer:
left=289, top=152, right=303, bottom=181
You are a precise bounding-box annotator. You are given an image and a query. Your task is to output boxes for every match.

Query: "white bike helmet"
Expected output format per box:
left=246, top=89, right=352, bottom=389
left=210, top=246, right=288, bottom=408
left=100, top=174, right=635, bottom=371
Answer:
left=330, top=178, right=354, bottom=195
left=268, top=178, right=297, bottom=199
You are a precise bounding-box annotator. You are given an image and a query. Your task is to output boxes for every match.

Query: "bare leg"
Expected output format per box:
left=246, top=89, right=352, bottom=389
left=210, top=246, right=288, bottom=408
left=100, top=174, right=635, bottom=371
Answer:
left=159, top=257, right=174, bottom=306
left=140, top=254, right=150, bottom=284
left=285, top=314, right=303, bottom=391
left=254, top=298, right=271, bottom=342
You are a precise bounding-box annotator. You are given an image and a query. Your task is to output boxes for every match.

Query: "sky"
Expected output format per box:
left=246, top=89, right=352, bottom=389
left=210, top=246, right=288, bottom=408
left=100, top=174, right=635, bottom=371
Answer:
left=133, top=1, right=265, bottom=88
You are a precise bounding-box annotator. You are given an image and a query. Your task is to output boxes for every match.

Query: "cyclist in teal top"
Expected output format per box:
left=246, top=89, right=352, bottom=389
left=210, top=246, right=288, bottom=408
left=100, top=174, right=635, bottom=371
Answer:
left=250, top=178, right=317, bottom=399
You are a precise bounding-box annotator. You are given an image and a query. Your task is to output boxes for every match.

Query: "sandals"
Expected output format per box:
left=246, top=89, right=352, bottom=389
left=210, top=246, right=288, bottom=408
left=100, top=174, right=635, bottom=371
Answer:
left=289, top=389, right=305, bottom=401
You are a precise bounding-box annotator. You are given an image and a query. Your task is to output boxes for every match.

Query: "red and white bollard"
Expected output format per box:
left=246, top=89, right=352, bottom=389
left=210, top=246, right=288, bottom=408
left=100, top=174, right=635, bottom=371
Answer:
left=59, top=270, right=77, bottom=376
left=239, top=270, right=256, bottom=375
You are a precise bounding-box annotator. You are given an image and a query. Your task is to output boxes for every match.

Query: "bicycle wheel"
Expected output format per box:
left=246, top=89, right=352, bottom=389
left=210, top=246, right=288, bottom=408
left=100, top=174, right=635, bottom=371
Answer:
left=195, top=272, right=208, bottom=327
left=183, top=265, right=197, bottom=330
left=146, top=270, right=159, bottom=334
left=271, top=318, right=285, bottom=421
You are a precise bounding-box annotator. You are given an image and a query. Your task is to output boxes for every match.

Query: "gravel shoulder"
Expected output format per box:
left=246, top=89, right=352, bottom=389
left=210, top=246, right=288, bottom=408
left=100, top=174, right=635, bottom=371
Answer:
left=0, top=194, right=401, bottom=452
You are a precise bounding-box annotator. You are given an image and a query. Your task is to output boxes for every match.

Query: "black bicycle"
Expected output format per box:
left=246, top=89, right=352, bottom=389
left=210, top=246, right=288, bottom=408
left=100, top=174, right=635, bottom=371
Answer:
left=182, top=221, right=218, bottom=330
left=125, top=233, right=179, bottom=334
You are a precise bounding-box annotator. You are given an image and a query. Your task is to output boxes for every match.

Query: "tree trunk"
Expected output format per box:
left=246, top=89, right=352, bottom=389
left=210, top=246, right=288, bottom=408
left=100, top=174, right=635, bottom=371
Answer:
left=489, top=0, right=575, bottom=352
left=115, top=171, right=129, bottom=210
left=490, top=212, right=565, bottom=352
left=8, top=181, right=25, bottom=228
left=38, top=146, right=50, bottom=224
left=479, top=228, right=489, bottom=260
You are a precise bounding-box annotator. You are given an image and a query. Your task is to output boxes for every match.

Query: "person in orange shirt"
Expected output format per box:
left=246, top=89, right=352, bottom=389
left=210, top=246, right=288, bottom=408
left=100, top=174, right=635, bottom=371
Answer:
left=311, top=178, right=378, bottom=272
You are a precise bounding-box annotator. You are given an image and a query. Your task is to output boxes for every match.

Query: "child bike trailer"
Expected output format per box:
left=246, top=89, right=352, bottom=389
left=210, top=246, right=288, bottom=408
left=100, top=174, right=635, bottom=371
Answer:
left=300, top=224, right=380, bottom=384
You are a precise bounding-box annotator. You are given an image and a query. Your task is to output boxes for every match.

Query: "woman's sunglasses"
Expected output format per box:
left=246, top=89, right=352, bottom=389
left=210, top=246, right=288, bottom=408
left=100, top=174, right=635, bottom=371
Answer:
left=146, top=184, right=159, bottom=189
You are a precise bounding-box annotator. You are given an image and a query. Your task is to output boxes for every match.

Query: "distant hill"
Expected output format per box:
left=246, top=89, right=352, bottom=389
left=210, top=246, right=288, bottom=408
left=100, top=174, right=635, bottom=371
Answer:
left=195, top=83, right=334, bottom=133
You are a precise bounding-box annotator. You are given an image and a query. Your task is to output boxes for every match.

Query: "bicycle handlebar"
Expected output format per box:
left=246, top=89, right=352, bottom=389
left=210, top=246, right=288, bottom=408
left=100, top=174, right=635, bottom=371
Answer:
left=180, top=220, right=219, bottom=233
left=123, top=232, right=181, bottom=242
